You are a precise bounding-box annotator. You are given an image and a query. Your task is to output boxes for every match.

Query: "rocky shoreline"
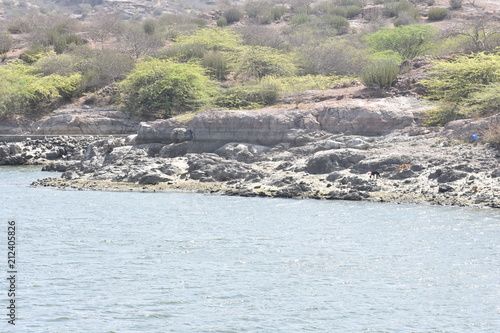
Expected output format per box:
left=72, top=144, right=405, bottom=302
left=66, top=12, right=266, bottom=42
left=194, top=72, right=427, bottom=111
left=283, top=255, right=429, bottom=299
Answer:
left=27, top=129, right=499, bottom=208
left=2, top=94, right=499, bottom=209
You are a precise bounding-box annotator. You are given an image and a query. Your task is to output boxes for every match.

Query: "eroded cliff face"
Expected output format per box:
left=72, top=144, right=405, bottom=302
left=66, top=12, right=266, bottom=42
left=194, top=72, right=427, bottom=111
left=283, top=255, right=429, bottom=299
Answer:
left=0, top=108, right=138, bottom=136
left=136, top=97, right=423, bottom=147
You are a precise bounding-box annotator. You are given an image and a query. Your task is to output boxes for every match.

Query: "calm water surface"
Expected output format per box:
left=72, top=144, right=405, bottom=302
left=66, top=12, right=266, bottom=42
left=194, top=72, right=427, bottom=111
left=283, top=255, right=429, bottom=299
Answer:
left=0, top=166, right=499, bottom=332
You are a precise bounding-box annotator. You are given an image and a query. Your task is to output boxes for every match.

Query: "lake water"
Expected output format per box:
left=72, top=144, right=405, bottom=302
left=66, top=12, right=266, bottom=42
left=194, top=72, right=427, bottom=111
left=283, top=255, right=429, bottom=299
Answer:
left=0, top=166, right=499, bottom=332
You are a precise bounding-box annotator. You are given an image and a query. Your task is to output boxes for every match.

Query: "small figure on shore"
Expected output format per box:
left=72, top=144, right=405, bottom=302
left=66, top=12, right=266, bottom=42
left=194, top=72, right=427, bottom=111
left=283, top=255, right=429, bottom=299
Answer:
left=396, top=164, right=410, bottom=172
left=368, top=171, right=380, bottom=180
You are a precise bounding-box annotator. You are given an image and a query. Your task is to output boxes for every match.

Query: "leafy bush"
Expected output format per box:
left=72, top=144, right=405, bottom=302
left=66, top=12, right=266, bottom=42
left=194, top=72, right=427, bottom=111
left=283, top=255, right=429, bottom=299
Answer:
left=119, top=59, right=215, bottom=119
left=299, top=39, right=368, bottom=76
left=420, top=53, right=500, bottom=125
left=423, top=105, right=466, bottom=126
left=361, top=59, right=400, bottom=89
left=462, top=82, right=500, bottom=117
left=143, top=19, right=158, bottom=35
left=322, top=15, right=350, bottom=34
left=0, top=63, right=81, bottom=117
left=345, top=6, right=363, bottom=19
left=236, top=46, right=298, bottom=79
left=421, top=53, right=500, bottom=105
left=271, top=6, right=287, bottom=20
left=482, top=123, right=500, bottom=149
left=216, top=16, right=228, bottom=27
left=327, top=6, right=348, bottom=17
left=427, top=8, right=448, bottom=21
left=0, top=33, right=12, bottom=54
left=223, top=8, right=244, bottom=24
left=20, top=45, right=53, bottom=64
left=162, top=43, right=207, bottom=62
left=383, top=0, right=417, bottom=18
left=202, top=51, right=230, bottom=80
left=214, top=81, right=281, bottom=109
left=291, top=13, right=313, bottom=25
left=364, top=24, right=436, bottom=59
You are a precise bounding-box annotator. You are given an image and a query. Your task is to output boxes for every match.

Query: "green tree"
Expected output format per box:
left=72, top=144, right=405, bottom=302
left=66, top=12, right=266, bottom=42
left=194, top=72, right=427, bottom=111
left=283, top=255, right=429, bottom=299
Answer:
left=119, top=59, right=215, bottom=119
left=420, top=53, right=500, bottom=124
left=235, top=46, right=298, bottom=79
left=364, top=24, right=436, bottom=59
left=0, top=63, right=81, bottom=117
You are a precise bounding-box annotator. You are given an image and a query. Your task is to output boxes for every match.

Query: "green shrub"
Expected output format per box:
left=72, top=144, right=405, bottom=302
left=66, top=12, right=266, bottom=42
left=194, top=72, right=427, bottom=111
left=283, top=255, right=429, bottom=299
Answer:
left=119, top=59, right=215, bottom=119
left=462, top=82, right=500, bottom=117
left=420, top=53, right=500, bottom=125
left=449, top=0, right=462, bottom=9
left=291, top=13, right=312, bottom=25
left=364, top=24, right=436, bottom=59
left=214, top=81, right=281, bottom=109
left=327, top=6, right=348, bottom=17
left=143, top=19, right=158, bottom=35
left=383, top=0, right=417, bottom=18
left=163, top=43, right=207, bottom=61
left=0, top=63, right=82, bottom=117
left=482, top=123, right=500, bottom=149
left=223, top=8, right=244, bottom=24
left=202, top=51, right=230, bottom=80
left=20, top=45, right=53, bottom=64
left=216, top=16, right=228, bottom=27
left=421, top=53, right=500, bottom=105
left=236, top=46, right=298, bottom=79
left=345, top=5, right=363, bottom=19
left=361, top=59, right=400, bottom=88
left=0, top=33, right=12, bottom=54
left=427, top=8, right=448, bottom=21
left=423, top=105, right=466, bottom=126
left=271, top=6, right=287, bottom=20
left=427, top=0, right=435, bottom=5
left=319, top=15, right=349, bottom=34
left=298, top=39, right=369, bottom=76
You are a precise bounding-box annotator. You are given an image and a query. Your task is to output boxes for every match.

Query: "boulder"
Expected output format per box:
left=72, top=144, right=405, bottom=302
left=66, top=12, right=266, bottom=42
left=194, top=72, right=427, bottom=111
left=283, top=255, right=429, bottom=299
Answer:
left=306, top=149, right=366, bottom=174
left=317, top=97, right=419, bottom=135
left=189, top=108, right=321, bottom=145
left=32, top=109, right=137, bottom=135
left=135, top=119, right=188, bottom=144
left=214, top=143, right=270, bottom=162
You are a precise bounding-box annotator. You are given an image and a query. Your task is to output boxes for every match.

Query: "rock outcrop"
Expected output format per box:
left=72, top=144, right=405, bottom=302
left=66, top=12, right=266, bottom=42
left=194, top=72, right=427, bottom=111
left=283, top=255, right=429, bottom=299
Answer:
left=0, top=107, right=138, bottom=136
left=136, top=96, right=426, bottom=146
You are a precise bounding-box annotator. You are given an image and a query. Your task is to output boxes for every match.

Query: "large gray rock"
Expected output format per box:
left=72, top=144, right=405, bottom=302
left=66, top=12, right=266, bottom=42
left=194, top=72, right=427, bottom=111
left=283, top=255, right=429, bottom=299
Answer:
left=32, top=109, right=137, bottom=135
left=306, top=149, right=366, bottom=174
left=136, top=119, right=189, bottom=144
left=214, top=143, right=270, bottom=162
left=317, top=97, right=419, bottom=135
left=189, top=108, right=320, bottom=145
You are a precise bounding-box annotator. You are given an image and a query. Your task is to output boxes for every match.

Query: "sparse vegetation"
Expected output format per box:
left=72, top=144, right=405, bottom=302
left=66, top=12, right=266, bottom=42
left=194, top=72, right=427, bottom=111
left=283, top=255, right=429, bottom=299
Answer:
left=0, top=0, right=498, bottom=124
left=427, top=8, right=448, bottom=21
